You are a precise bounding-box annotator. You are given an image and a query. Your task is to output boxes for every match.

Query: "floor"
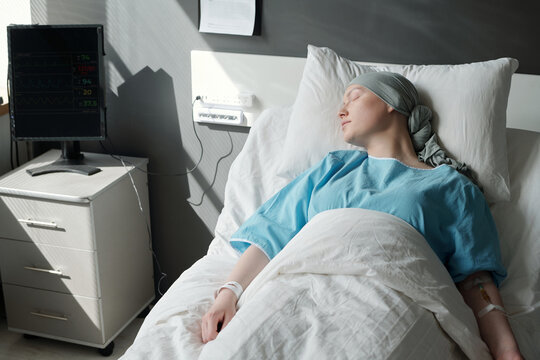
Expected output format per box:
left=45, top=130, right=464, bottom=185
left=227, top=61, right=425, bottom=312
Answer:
left=0, top=316, right=143, bottom=360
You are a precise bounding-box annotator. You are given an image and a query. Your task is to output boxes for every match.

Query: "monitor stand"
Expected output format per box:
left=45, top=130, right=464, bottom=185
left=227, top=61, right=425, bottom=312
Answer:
left=26, top=141, right=102, bottom=176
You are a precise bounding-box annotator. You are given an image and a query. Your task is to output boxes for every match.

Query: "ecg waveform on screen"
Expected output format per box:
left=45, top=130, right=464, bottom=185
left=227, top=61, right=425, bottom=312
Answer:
left=15, top=76, right=72, bottom=91
left=14, top=95, right=73, bottom=109
left=13, top=54, right=72, bottom=72
left=13, top=52, right=99, bottom=113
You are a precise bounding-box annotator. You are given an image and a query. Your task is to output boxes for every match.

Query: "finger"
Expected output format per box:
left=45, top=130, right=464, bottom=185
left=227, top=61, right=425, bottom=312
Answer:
left=201, top=318, right=207, bottom=343
left=203, top=315, right=212, bottom=343
left=221, top=314, right=233, bottom=329
left=208, top=314, right=221, bottom=341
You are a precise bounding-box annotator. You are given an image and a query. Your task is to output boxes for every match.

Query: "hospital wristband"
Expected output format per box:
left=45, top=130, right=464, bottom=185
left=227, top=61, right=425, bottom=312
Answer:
left=214, top=281, right=243, bottom=301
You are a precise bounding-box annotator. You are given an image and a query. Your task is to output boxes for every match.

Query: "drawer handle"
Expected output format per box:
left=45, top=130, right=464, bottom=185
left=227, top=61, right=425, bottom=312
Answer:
left=18, top=219, right=59, bottom=229
left=30, top=311, right=68, bottom=321
left=24, top=266, right=63, bottom=276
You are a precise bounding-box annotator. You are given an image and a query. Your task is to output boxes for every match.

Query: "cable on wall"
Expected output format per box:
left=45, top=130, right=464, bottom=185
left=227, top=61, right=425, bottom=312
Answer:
left=99, top=97, right=205, bottom=176
left=186, top=129, right=233, bottom=206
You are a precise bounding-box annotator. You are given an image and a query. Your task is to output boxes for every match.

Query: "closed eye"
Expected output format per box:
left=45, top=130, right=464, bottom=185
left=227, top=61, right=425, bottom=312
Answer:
left=343, top=88, right=363, bottom=106
left=343, top=94, right=361, bottom=107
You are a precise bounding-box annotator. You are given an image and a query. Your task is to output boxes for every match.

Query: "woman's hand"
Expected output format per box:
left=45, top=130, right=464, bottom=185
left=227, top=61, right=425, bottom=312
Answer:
left=201, top=288, right=238, bottom=343
left=201, top=245, right=269, bottom=343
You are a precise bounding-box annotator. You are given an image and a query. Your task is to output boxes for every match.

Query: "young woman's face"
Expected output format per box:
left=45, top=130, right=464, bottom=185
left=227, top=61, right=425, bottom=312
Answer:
left=337, top=85, right=393, bottom=146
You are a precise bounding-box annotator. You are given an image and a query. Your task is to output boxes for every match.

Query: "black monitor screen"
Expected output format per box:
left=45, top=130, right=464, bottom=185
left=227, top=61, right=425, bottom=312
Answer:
left=8, top=25, right=106, bottom=140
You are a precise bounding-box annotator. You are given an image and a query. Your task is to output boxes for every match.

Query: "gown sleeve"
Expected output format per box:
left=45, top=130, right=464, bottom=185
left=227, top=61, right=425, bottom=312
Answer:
left=445, top=182, right=508, bottom=287
left=229, top=153, right=344, bottom=260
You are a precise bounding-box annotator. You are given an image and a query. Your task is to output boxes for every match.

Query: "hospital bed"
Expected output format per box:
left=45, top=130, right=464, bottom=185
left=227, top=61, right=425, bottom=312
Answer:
left=120, top=50, right=540, bottom=359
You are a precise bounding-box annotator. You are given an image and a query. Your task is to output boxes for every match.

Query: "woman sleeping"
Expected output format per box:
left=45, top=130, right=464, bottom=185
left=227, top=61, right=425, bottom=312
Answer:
left=201, top=71, right=523, bottom=360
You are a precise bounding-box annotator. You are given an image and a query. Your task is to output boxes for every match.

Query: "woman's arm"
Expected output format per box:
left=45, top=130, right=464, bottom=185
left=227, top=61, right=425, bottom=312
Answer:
left=201, top=245, right=269, bottom=343
left=457, top=271, right=523, bottom=360
left=222, top=244, right=270, bottom=297
left=200, top=154, right=336, bottom=343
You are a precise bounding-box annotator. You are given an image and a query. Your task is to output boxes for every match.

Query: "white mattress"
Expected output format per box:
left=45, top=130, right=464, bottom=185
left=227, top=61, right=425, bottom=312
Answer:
left=121, top=107, right=540, bottom=359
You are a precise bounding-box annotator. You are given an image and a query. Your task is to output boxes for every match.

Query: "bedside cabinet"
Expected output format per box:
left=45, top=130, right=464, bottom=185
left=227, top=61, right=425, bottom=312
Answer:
left=0, top=149, right=155, bottom=356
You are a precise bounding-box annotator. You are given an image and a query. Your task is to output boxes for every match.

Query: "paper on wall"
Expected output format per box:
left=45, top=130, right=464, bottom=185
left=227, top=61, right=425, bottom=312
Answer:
left=199, top=0, right=256, bottom=36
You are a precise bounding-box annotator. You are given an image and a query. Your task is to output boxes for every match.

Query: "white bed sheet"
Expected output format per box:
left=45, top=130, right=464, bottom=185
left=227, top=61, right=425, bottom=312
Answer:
left=122, top=107, right=540, bottom=359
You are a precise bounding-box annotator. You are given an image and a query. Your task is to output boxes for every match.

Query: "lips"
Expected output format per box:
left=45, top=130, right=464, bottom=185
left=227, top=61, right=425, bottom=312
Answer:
left=341, top=121, right=351, bottom=127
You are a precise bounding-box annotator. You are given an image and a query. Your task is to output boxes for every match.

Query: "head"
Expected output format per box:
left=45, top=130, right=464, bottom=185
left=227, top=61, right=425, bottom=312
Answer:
left=337, top=84, right=407, bottom=147
left=337, top=71, right=425, bottom=149
left=337, top=72, right=483, bottom=192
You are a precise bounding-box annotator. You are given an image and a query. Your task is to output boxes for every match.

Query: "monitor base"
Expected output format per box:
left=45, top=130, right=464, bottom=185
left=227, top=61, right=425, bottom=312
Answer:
left=26, top=141, right=101, bottom=176
left=26, top=159, right=101, bottom=176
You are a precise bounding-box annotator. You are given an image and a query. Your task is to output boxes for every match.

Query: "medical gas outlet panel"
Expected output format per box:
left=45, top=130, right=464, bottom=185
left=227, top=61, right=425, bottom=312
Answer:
left=193, top=93, right=255, bottom=126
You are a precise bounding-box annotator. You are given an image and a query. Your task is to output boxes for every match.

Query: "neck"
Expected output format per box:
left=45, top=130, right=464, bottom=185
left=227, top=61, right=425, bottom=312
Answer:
left=364, top=123, right=418, bottom=164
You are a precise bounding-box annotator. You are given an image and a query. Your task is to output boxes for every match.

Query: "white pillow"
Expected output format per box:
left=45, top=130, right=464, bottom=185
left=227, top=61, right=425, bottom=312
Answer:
left=277, top=44, right=519, bottom=204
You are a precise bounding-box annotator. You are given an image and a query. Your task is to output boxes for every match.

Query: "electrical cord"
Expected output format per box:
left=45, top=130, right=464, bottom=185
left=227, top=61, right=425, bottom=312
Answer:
left=7, top=70, right=22, bottom=169
left=97, top=101, right=201, bottom=297
left=100, top=96, right=234, bottom=207
left=98, top=95, right=235, bottom=294
left=187, top=129, right=233, bottom=206
left=118, top=156, right=168, bottom=297
left=99, top=97, right=205, bottom=176
left=186, top=96, right=234, bottom=206
left=7, top=73, right=14, bottom=170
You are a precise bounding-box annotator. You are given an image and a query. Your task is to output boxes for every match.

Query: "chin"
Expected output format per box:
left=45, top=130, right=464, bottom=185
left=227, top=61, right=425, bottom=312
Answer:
left=342, top=134, right=353, bottom=144
left=343, top=134, right=363, bottom=147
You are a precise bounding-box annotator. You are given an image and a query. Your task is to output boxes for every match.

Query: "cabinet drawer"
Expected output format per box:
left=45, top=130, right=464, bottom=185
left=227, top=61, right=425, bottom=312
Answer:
left=0, top=196, right=94, bottom=250
left=3, top=284, right=103, bottom=345
left=0, top=239, right=99, bottom=298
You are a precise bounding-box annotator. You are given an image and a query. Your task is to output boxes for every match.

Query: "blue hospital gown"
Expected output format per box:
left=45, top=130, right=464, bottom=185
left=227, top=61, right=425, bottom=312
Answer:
left=229, top=150, right=507, bottom=286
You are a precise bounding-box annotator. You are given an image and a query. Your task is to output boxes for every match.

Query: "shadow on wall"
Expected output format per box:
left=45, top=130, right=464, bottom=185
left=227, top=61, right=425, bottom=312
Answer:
left=79, top=64, right=214, bottom=296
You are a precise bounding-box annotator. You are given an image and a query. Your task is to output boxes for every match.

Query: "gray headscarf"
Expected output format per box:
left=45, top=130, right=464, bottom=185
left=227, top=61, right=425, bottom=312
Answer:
left=347, top=71, right=482, bottom=191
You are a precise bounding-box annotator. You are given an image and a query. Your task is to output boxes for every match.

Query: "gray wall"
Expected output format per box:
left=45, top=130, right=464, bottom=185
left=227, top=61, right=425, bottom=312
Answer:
left=20, top=0, right=540, bottom=297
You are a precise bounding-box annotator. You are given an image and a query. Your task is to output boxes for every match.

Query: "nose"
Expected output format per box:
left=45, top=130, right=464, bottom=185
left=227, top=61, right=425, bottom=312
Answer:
left=338, top=104, right=348, bottom=119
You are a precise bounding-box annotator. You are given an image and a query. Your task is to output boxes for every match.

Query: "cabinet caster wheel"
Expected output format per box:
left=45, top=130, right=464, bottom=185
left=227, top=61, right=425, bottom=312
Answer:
left=137, top=305, right=151, bottom=318
left=98, top=341, right=114, bottom=357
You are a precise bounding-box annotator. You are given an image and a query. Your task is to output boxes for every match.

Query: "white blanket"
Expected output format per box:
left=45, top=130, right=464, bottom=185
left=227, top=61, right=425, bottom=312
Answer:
left=121, top=209, right=492, bottom=359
